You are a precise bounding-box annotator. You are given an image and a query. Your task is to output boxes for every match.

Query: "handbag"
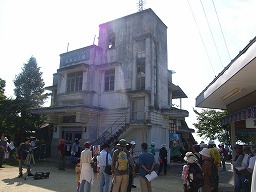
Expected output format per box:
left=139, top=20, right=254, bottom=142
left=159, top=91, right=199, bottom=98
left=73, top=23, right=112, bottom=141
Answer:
left=104, top=152, right=112, bottom=175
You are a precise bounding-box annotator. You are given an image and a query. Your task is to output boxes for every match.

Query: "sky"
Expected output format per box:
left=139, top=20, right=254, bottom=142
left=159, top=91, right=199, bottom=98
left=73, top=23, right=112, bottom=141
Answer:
left=1, top=0, right=256, bottom=144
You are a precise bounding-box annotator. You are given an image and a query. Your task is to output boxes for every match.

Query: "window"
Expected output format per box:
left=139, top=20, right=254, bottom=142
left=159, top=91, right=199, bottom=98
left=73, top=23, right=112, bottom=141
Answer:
left=105, top=69, right=115, bottom=91
left=108, top=33, right=115, bottom=49
left=62, top=115, right=76, bottom=123
left=169, top=119, right=176, bottom=133
left=136, top=58, right=145, bottom=90
left=66, top=71, right=83, bottom=92
left=136, top=40, right=146, bottom=90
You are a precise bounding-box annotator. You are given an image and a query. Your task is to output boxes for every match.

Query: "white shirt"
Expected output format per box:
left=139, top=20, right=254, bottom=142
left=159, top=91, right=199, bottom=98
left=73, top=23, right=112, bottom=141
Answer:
left=98, top=149, right=112, bottom=167
left=235, top=154, right=250, bottom=171
left=80, top=148, right=94, bottom=183
left=248, top=155, right=256, bottom=170
left=251, top=163, right=256, bottom=192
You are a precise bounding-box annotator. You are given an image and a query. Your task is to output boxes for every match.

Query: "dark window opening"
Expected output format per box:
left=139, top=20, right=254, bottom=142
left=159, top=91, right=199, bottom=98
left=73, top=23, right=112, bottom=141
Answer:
left=62, top=115, right=76, bottom=123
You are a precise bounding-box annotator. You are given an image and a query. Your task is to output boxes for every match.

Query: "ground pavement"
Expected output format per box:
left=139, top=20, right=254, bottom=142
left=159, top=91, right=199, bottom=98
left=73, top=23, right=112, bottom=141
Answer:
left=0, top=160, right=234, bottom=192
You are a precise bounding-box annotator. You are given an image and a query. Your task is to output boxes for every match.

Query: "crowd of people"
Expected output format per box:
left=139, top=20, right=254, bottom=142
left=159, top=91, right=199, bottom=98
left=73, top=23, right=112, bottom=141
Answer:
left=1, top=134, right=256, bottom=192
left=71, top=138, right=164, bottom=192
left=0, top=134, right=47, bottom=178
left=182, top=140, right=256, bottom=192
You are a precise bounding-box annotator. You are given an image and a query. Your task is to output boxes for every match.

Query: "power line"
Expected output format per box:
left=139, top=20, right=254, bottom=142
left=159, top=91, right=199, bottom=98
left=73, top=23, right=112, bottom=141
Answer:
left=200, top=0, right=223, bottom=68
left=186, top=0, right=216, bottom=77
left=211, top=0, right=231, bottom=61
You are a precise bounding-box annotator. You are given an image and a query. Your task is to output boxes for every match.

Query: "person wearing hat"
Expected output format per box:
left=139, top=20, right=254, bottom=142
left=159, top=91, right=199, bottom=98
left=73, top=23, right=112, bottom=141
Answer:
left=148, top=142, right=156, bottom=156
left=182, top=152, right=204, bottom=192
left=208, top=140, right=221, bottom=167
left=58, top=138, right=66, bottom=170
left=79, top=142, right=94, bottom=192
left=200, top=148, right=214, bottom=192
left=17, top=137, right=33, bottom=178
left=112, top=139, right=130, bottom=192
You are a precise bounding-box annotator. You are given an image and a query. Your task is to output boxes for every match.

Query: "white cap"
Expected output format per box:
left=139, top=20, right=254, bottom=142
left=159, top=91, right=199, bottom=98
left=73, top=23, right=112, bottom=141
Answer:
left=130, top=141, right=136, bottom=145
left=208, top=140, right=215, bottom=145
left=200, top=148, right=211, bottom=158
left=162, top=144, right=166, bottom=148
left=151, top=142, right=155, bottom=146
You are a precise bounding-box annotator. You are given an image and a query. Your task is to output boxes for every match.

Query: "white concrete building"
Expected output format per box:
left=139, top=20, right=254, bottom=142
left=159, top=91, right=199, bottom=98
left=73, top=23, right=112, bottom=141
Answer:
left=34, top=9, right=193, bottom=159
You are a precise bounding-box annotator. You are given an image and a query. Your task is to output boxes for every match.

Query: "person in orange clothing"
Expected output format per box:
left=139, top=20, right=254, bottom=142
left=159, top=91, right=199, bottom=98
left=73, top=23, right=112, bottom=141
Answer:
left=200, top=148, right=214, bottom=192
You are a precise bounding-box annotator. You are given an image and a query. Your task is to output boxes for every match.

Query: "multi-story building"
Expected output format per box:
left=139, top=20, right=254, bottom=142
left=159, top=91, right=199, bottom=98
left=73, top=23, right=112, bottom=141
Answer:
left=34, top=8, right=193, bottom=159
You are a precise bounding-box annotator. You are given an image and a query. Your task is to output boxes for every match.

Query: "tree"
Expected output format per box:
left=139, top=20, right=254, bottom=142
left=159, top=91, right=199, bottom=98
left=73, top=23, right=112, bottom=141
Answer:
left=193, top=108, right=228, bottom=142
left=12, top=56, right=49, bottom=140
left=0, top=78, right=6, bottom=101
left=14, top=56, right=48, bottom=108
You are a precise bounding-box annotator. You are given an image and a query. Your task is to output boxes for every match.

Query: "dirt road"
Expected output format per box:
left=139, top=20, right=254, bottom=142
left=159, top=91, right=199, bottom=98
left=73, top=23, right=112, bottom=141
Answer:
left=0, top=161, right=234, bottom=192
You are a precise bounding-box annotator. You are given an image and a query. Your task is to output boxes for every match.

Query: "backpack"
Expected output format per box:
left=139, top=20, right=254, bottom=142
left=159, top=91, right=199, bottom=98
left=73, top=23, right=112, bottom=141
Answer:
left=211, top=160, right=219, bottom=192
left=194, top=153, right=204, bottom=166
left=188, top=163, right=204, bottom=189
left=116, top=149, right=129, bottom=171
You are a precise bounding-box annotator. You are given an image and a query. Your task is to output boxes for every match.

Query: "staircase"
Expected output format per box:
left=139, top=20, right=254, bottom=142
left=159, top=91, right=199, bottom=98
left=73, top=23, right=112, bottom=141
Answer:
left=91, top=113, right=129, bottom=147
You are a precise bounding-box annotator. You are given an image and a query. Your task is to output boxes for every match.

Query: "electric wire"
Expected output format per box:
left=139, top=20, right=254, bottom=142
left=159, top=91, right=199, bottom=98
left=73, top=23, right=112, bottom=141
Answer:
left=200, top=0, right=224, bottom=68
left=186, top=0, right=216, bottom=77
left=211, top=0, right=231, bottom=61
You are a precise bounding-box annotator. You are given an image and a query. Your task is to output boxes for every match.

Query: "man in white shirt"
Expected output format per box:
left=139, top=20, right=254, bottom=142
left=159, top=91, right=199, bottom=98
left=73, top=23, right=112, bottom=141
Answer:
left=248, top=147, right=256, bottom=174
left=98, top=143, right=112, bottom=192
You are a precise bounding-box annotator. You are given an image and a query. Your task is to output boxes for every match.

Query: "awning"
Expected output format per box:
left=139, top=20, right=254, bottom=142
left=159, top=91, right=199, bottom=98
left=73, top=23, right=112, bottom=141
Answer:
left=222, top=105, right=256, bottom=124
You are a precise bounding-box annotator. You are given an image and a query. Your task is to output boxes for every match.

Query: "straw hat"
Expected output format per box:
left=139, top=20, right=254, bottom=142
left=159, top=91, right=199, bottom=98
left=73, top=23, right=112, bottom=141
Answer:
left=184, top=152, right=198, bottom=164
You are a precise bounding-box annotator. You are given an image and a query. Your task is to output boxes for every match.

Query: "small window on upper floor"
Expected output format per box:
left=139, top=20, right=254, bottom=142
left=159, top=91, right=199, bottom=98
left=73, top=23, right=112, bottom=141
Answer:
left=108, top=33, right=115, bottom=49
left=104, top=69, right=115, bottom=91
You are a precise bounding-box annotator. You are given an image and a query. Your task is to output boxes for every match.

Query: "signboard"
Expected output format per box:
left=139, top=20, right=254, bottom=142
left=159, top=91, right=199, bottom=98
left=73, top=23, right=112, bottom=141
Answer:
left=245, top=118, right=256, bottom=128
left=169, top=133, right=181, bottom=141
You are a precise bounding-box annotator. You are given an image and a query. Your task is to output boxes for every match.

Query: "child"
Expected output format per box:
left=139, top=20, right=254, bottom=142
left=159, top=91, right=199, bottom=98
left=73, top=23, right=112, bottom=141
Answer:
left=75, top=158, right=81, bottom=192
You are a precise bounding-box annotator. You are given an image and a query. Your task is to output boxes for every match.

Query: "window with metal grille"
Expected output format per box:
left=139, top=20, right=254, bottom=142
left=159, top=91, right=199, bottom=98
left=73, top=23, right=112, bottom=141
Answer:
left=66, top=71, right=83, bottom=92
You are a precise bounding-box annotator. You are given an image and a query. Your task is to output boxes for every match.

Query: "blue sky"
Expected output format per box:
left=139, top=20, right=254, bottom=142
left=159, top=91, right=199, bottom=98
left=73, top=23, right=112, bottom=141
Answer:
left=1, top=0, right=256, bottom=143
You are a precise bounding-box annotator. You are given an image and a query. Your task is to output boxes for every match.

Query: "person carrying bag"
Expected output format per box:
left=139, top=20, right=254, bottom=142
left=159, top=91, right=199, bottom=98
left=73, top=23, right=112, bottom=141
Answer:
left=105, top=152, right=112, bottom=175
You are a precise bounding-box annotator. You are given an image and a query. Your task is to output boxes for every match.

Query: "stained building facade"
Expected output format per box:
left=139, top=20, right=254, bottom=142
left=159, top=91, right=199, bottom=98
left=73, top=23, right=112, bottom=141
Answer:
left=33, top=8, right=193, bottom=159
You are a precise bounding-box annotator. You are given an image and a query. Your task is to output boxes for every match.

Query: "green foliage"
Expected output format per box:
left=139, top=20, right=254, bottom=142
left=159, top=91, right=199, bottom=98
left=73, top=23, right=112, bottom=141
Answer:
left=193, top=108, right=227, bottom=141
left=0, top=56, right=49, bottom=144
left=14, top=56, right=49, bottom=108
left=0, top=78, right=6, bottom=101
